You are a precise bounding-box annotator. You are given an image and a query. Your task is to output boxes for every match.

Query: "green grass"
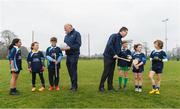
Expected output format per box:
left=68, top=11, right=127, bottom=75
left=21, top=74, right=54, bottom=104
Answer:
left=0, top=59, right=180, bottom=108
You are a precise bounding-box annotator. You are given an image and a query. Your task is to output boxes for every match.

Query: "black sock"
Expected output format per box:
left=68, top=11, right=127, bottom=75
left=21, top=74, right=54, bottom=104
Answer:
left=10, top=88, right=16, bottom=92
left=135, top=85, right=138, bottom=88
left=10, top=88, right=13, bottom=92
left=14, top=88, right=17, bottom=92
left=139, top=86, right=142, bottom=89
left=152, top=85, right=156, bottom=89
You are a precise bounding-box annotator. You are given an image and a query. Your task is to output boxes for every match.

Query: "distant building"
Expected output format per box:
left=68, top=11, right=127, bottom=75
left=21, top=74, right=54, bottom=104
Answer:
left=172, top=46, right=180, bottom=60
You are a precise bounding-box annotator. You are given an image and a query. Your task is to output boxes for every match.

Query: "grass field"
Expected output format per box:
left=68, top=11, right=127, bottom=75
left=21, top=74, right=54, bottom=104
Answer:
left=0, top=59, right=180, bottom=108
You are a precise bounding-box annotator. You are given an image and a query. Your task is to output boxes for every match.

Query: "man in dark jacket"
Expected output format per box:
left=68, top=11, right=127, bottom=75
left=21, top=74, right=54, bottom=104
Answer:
left=63, top=24, right=81, bottom=92
left=99, top=27, right=128, bottom=92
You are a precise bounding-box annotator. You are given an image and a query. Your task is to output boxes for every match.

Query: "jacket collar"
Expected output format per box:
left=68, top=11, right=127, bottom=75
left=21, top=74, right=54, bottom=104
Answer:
left=32, top=50, right=39, bottom=53
left=14, top=46, right=20, bottom=50
left=117, top=33, right=122, bottom=38
left=122, top=47, right=128, bottom=51
left=134, top=51, right=141, bottom=54
left=155, top=49, right=163, bottom=52
left=50, top=46, right=57, bottom=49
left=68, top=28, right=75, bottom=35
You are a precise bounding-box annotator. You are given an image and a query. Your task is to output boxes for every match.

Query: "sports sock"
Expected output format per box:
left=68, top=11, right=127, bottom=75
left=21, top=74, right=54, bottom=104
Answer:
left=139, top=85, right=142, bottom=89
left=10, top=88, right=16, bottom=92
left=118, top=77, right=123, bottom=88
left=135, top=85, right=138, bottom=88
left=156, top=85, right=160, bottom=90
left=124, top=78, right=128, bottom=87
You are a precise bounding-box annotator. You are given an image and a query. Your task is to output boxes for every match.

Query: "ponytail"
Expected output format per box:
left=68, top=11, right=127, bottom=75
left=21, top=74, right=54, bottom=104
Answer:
left=8, top=38, right=20, bottom=50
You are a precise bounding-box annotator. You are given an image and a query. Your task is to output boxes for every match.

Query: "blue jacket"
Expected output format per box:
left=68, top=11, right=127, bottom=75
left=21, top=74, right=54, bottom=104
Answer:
left=117, top=49, right=132, bottom=67
left=103, top=33, right=122, bottom=59
left=27, top=51, right=45, bottom=73
left=132, top=52, right=146, bottom=72
left=8, top=46, right=22, bottom=72
left=132, top=52, right=146, bottom=65
left=46, top=46, right=63, bottom=69
left=150, top=50, right=167, bottom=69
left=64, top=29, right=81, bottom=56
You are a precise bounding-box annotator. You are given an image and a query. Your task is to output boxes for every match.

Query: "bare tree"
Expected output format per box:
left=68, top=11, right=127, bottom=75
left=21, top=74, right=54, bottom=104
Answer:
left=0, top=30, right=17, bottom=58
left=1, top=30, right=17, bottom=47
left=176, top=47, right=180, bottom=61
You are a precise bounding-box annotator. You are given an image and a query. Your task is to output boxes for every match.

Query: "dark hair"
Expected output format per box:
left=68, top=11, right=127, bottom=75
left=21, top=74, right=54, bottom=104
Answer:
left=31, top=42, right=39, bottom=50
left=8, top=38, right=20, bottom=50
left=50, top=37, right=57, bottom=42
left=134, top=43, right=142, bottom=51
left=154, top=40, right=163, bottom=49
left=119, top=27, right=128, bottom=32
left=122, top=40, right=128, bottom=44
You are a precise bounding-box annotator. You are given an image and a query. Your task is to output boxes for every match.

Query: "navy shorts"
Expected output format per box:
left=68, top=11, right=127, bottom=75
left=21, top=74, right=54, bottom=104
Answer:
left=11, top=70, right=20, bottom=74
left=151, top=67, right=163, bottom=74
left=132, top=66, right=144, bottom=73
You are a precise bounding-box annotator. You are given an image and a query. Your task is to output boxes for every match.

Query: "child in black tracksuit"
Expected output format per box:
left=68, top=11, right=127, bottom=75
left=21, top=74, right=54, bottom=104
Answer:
left=27, top=42, right=45, bottom=92
left=46, top=37, right=63, bottom=91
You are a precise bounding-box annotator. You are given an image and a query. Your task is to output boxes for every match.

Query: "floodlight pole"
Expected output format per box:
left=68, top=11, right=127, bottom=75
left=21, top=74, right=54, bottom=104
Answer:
left=88, top=33, right=90, bottom=58
left=32, top=30, right=34, bottom=43
left=162, top=18, right=169, bottom=53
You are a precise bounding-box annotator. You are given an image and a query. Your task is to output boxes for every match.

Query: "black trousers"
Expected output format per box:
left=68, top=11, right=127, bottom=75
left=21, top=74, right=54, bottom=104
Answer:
left=32, top=72, right=45, bottom=87
left=99, top=57, right=116, bottom=90
left=66, top=55, right=79, bottom=89
left=48, top=67, right=60, bottom=86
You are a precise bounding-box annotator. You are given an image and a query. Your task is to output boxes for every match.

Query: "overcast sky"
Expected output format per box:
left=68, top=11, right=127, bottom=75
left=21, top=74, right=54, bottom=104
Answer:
left=0, top=0, right=180, bottom=55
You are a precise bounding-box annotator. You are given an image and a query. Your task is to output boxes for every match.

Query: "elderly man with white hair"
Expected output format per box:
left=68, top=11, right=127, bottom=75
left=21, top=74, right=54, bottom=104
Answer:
left=62, top=24, right=81, bottom=92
